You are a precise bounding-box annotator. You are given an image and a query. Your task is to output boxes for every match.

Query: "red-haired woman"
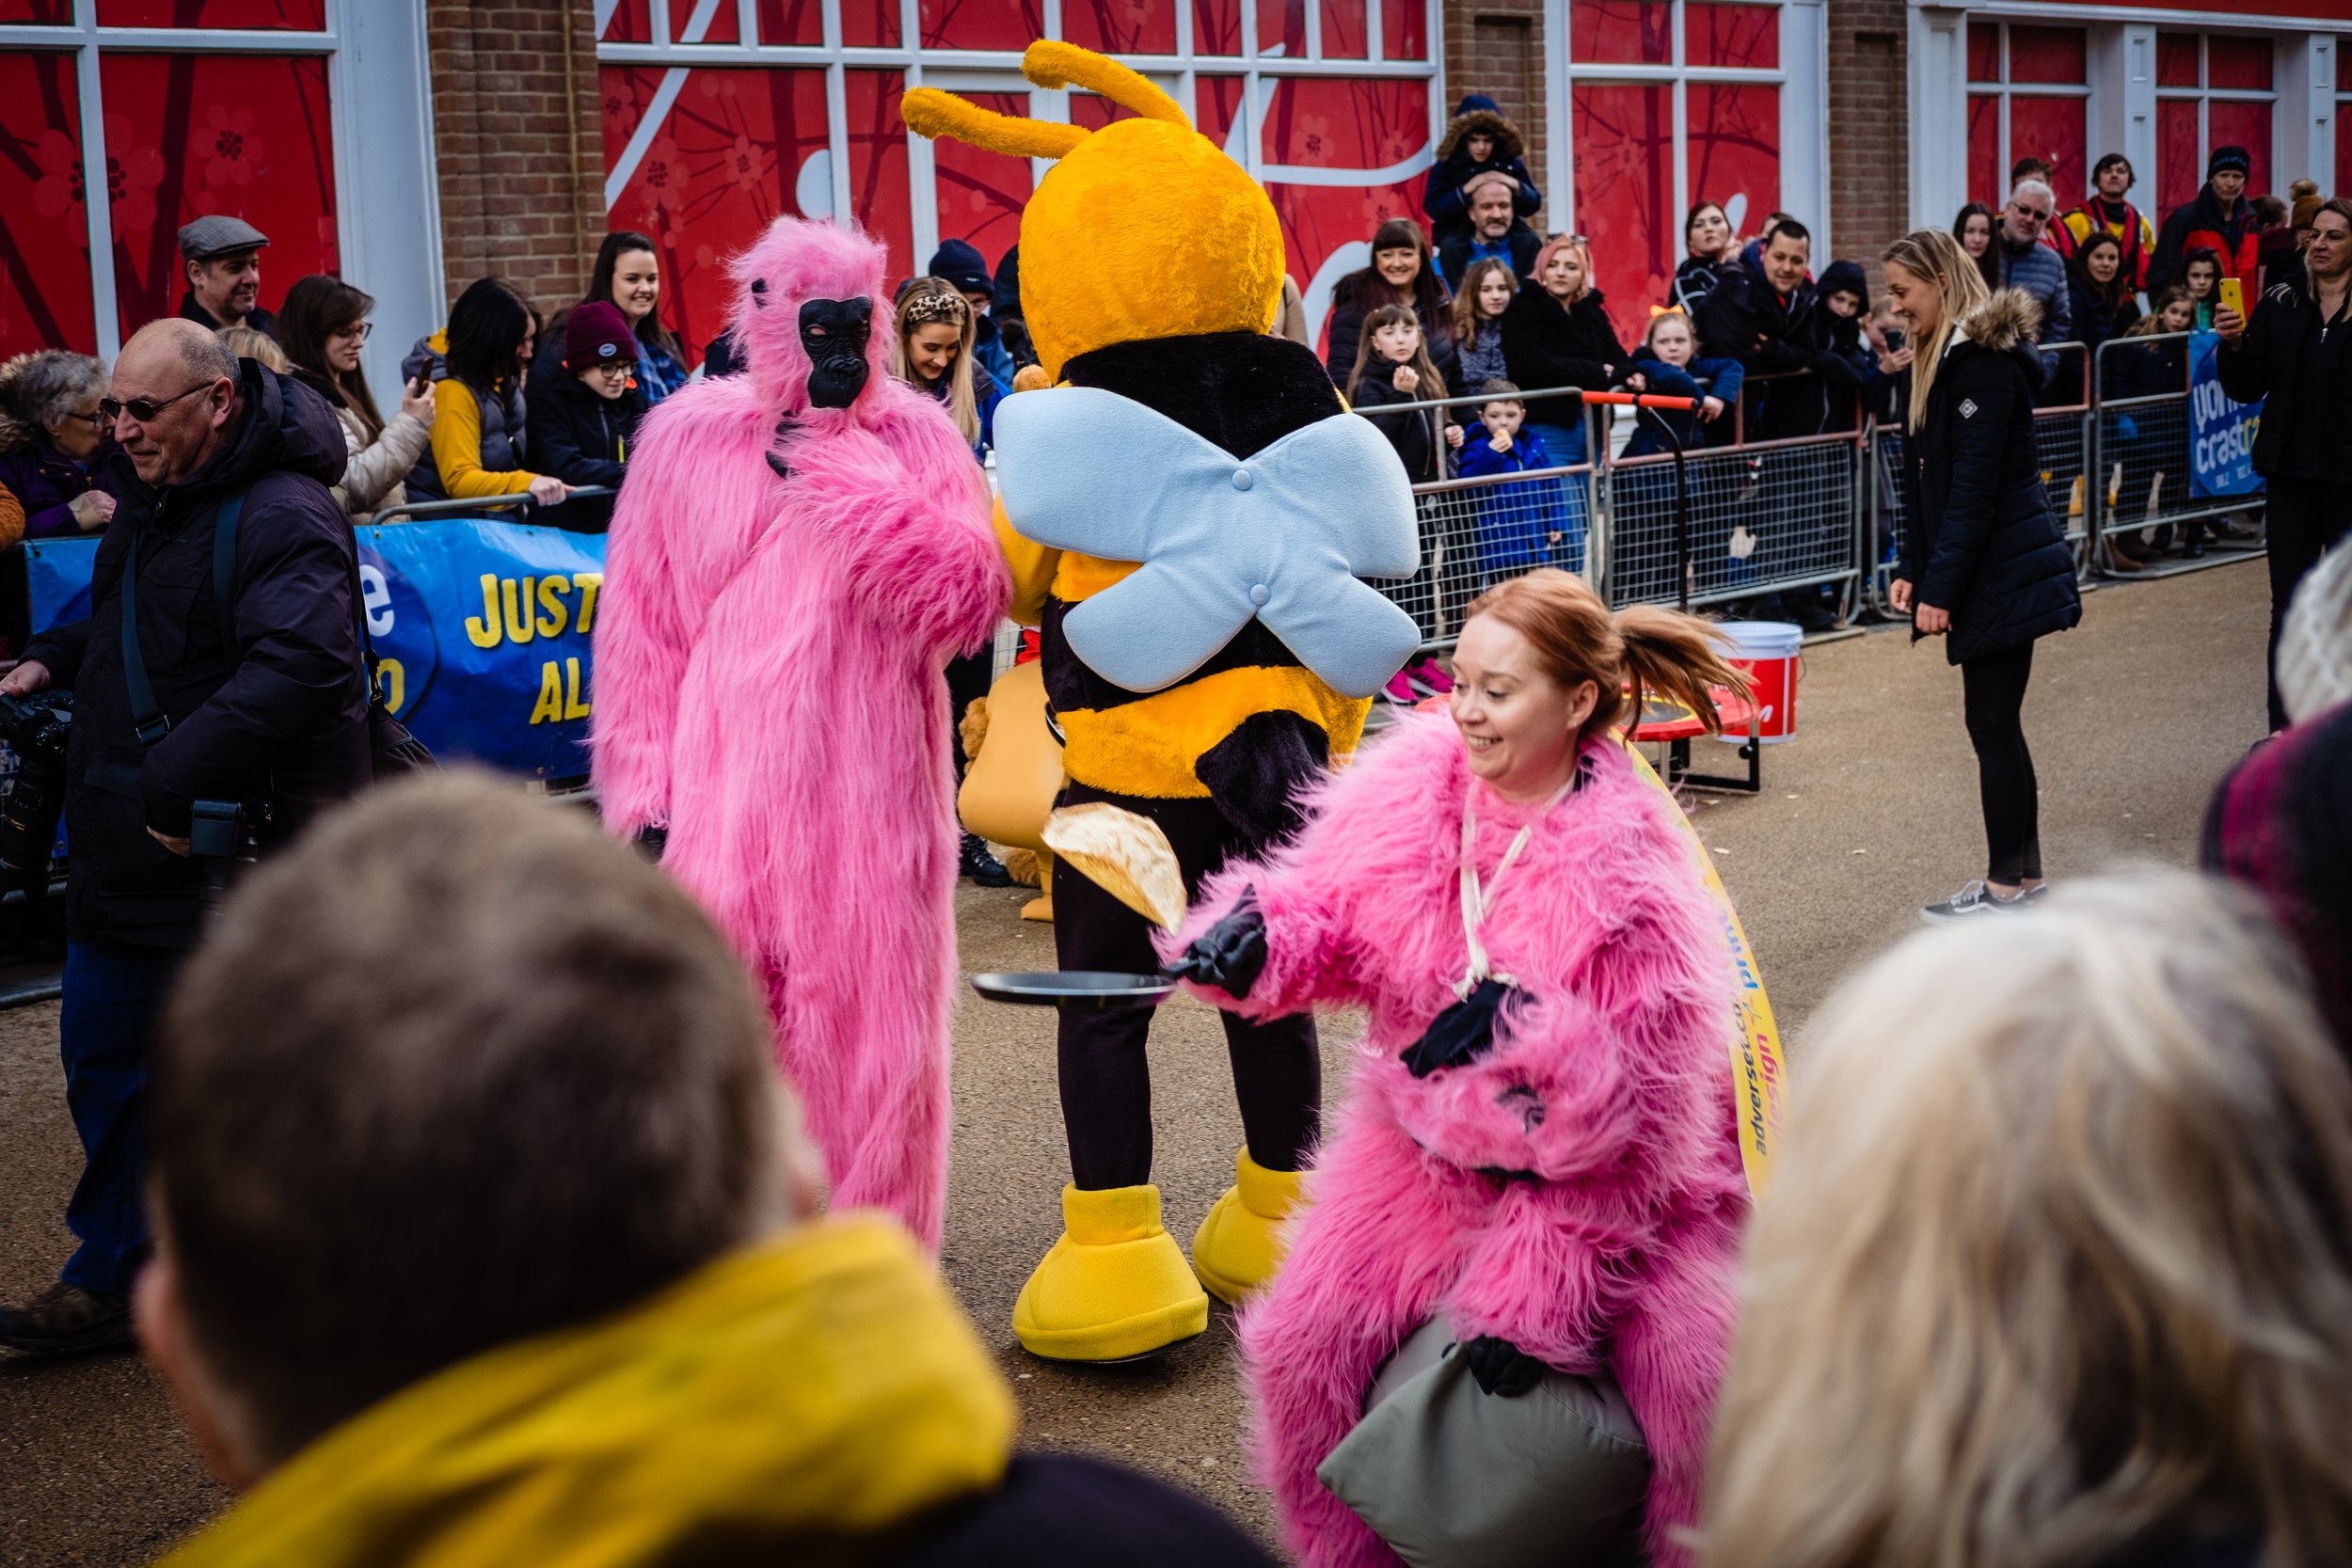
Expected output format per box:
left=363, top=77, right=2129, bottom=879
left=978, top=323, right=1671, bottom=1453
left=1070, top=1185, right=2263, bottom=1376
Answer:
left=1167, top=569, right=1751, bottom=1568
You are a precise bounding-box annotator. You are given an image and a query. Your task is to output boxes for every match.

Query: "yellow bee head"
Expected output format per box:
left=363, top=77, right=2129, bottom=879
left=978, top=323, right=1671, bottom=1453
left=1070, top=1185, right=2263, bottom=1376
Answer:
left=903, top=43, right=1285, bottom=380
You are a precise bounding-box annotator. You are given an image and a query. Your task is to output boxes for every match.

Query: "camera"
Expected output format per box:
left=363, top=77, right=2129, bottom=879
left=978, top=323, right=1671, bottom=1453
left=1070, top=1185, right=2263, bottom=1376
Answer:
left=0, top=688, right=73, bottom=878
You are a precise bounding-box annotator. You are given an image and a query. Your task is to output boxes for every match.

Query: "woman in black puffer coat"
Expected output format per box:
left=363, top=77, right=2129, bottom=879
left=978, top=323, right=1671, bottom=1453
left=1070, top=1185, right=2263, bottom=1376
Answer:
left=1883, top=230, right=2081, bottom=925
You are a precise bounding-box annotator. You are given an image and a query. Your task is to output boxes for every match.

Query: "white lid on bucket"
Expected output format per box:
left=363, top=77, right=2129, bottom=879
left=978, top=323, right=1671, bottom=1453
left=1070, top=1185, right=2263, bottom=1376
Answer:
left=1713, top=620, right=1804, bottom=658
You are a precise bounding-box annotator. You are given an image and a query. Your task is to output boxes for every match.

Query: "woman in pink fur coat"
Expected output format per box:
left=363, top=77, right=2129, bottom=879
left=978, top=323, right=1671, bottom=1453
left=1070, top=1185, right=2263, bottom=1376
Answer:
left=591, top=218, right=1009, bottom=1254
left=1167, top=569, right=1752, bottom=1568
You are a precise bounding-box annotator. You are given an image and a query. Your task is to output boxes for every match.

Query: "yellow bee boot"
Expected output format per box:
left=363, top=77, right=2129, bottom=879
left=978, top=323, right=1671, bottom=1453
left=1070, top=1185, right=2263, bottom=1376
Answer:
left=1190, top=1149, right=1307, bottom=1305
left=1012, top=1183, right=1209, bottom=1361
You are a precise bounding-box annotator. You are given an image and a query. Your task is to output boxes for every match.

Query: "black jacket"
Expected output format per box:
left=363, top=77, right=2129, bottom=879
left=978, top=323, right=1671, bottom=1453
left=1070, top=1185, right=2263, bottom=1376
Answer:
left=1422, top=106, right=1541, bottom=244
left=22, top=361, right=370, bottom=948
left=1895, top=290, right=2082, bottom=665
left=179, top=292, right=277, bottom=340
left=1696, top=254, right=1835, bottom=440
left=1499, top=286, right=1629, bottom=431
left=525, top=371, right=645, bottom=531
left=1322, top=271, right=1460, bottom=398
left=1435, top=225, right=1540, bottom=292
left=2216, top=273, right=2352, bottom=483
left=1349, top=368, right=1444, bottom=482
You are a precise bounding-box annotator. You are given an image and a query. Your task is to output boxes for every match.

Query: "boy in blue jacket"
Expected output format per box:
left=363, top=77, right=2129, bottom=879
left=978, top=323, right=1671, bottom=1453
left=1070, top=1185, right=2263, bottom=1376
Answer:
left=1457, top=379, right=1573, bottom=579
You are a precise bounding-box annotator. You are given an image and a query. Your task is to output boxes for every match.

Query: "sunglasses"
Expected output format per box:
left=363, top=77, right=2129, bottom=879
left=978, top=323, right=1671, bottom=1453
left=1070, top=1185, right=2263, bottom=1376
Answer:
left=100, top=381, right=220, bottom=425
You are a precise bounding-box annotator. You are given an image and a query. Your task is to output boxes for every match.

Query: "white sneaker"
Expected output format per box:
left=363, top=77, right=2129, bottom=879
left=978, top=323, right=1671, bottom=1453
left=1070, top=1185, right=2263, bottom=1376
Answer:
left=1920, top=879, right=2028, bottom=924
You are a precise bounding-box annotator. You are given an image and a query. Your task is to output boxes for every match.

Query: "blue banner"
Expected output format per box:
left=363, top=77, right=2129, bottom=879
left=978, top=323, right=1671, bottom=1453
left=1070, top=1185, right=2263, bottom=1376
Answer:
left=24, top=517, right=606, bottom=781
left=2189, top=328, right=2264, bottom=499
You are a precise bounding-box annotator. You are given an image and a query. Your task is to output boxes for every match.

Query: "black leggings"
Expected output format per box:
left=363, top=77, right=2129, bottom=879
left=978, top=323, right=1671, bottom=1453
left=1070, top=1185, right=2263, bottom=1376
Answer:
left=1961, top=643, right=2042, bottom=885
left=1053, top=784, right=1321, bottom=1191
left=946, top=648, right=994, bottom=780
left=2263, top=476, right=2352, bottom=731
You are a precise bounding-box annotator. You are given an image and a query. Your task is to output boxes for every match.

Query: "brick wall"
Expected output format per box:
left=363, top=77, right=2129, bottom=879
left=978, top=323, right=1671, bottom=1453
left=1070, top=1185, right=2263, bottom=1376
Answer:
left=1442, top=0, right=1549, bottom=206
left=425, top=0, right=607, bottom=319
left=1827, top=0, right=1909, bottom=286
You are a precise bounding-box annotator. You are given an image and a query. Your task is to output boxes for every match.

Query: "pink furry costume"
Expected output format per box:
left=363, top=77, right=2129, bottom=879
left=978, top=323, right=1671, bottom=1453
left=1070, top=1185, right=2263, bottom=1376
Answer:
left=1166, top=713, right=1749, bottom=1568
left=592, top=219, right=1009, bottom=1252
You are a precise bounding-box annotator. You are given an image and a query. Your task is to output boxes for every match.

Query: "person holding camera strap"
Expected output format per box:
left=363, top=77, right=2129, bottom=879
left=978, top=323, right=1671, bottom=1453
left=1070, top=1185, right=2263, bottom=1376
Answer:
left=0, top=320, right=369, bottom=1359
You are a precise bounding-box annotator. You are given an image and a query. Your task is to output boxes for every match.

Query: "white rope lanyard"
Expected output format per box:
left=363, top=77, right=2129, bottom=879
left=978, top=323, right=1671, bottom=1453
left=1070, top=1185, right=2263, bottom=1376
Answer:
left=1455, top=771, right=1580, bottom=998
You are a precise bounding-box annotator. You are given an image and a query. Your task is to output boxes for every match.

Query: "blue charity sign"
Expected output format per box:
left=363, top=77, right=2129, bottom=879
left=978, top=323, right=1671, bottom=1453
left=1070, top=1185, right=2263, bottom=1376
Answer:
left=24, top=517, right=607, bottom=782
left=2189, top=328, right=2264, bottom=499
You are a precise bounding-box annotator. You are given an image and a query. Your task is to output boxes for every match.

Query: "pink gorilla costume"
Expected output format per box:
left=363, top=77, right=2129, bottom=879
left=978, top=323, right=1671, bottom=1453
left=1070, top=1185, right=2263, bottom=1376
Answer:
left=1165, top=715, right=1749, bottom=1568
left=592, top=219, right=1009, bottom=1252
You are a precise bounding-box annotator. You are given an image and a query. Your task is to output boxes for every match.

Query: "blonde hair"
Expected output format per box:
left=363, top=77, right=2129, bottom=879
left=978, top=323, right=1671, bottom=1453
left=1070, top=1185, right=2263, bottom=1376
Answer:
left=1643, top=309, right=1695, bottom=352
left=1882, top=229, right=1990, bottom=433
left=217, top=325, right=289, bottom=374
left=1704, top=873, right=2352, bottom=1568
left=1464, top=569, right=1750, bottom=741
left=892, top=277, right=980, bottom=444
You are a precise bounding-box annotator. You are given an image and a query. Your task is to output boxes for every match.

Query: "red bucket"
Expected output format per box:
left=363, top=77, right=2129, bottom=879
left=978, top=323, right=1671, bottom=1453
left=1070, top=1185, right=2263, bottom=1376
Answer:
left=1715, top=621, right=1802, bottom=744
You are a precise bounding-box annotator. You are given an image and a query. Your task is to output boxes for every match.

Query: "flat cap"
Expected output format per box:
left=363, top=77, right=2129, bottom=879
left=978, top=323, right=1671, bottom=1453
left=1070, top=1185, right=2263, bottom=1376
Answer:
left=177, top=215, right=271, bottom=261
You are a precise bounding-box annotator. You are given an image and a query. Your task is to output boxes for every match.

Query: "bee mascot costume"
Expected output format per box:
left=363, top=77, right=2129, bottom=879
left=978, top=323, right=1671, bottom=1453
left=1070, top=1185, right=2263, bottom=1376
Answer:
left=906, top=46, right=1422, bottom=1361
left=591, top=218, right=1010, bottom=1256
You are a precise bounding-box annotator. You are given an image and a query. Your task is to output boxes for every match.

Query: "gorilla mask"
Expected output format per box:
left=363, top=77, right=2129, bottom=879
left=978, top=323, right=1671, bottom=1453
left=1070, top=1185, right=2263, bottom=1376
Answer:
left=800, top=297, right=872, bottom=408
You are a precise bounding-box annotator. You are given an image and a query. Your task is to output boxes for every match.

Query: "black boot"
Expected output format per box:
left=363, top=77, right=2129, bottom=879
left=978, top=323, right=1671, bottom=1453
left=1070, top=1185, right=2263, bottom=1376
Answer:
left=961, top=832, right=1014, bottom=888
left=0, top=1283, right=135, bottom=1358
left=2185, top=520, right=2208, bottom=559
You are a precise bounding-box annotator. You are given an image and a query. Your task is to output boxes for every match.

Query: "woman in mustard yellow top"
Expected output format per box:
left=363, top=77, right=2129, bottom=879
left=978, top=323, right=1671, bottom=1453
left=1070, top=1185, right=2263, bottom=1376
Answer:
left=399, top=277, right=572, bottom=510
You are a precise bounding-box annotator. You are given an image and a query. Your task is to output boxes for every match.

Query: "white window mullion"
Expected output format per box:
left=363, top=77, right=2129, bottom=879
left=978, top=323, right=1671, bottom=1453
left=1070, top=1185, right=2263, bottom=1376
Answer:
left=1670, top=0, right=1688, bottom=271
left=902, top=0, right=936, bottom=267
left=72, top=0, right=119, bottom=358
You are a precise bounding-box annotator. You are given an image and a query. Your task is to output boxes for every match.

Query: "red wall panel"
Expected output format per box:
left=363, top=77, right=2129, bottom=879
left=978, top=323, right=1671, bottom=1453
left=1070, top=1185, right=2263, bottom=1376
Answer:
left=0, top=50, right=97, bottom=354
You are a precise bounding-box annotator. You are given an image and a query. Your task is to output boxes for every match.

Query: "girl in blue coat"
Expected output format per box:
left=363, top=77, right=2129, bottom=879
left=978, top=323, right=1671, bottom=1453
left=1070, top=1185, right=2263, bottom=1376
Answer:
left=1621, top=310, right=1743, bottom=456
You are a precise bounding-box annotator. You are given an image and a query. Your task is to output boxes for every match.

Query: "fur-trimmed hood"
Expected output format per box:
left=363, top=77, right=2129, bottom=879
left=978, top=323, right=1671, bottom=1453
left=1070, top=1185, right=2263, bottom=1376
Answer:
left=1437, top=107, right=1524, bottom=164
left=1955, top=287, right=2043, bottom=354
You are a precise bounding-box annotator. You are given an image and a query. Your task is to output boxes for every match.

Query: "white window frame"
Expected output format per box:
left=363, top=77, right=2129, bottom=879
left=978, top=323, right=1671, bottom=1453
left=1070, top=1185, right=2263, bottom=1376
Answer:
left=1963, top=15, right=2092, bottom=200
left=0, top=0, right=439, bottom=395
left=2152, top=27, right=2278, bottom=198
left=594, top=0, right=1446, bottom=340
left=1545, top=0, right=1822, bottom=264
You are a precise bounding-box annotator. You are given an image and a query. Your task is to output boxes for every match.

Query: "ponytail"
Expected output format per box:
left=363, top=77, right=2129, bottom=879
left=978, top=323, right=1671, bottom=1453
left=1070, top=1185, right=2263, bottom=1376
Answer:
left=1612, top=603, right=1751, bottom=740
left=1463, top=569, right=1753, bottom=743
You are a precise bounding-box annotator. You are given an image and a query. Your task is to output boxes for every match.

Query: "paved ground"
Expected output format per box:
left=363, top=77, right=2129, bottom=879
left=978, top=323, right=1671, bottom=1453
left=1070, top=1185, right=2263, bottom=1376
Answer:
left=0, top=558, right=2272, bottom=1563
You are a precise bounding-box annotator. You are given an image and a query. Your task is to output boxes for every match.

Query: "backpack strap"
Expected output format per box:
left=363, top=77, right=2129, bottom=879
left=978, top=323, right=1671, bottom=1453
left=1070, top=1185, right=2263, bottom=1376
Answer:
left=120, top=490, right=245, bottom=748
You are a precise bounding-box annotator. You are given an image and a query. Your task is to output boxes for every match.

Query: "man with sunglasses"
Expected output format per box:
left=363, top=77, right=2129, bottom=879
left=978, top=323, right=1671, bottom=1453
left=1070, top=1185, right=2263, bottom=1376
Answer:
left=0, top=317, right=368, bottom=1358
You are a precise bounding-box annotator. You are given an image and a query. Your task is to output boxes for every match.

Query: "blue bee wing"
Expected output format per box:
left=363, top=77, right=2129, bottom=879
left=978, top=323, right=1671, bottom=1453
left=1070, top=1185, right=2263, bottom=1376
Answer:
left=993, top=387, right=1226, bottom=562
left=1060, top=560, right=1258, bottom=693
left=1258, top=576, right=1425, bottom=698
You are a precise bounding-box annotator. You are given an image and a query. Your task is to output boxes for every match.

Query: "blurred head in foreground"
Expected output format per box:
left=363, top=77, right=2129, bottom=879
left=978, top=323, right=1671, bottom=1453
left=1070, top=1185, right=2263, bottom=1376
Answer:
left=1705, top=873, right=2352, bottom=1568
left=140, top=771, right=811, bottom=1483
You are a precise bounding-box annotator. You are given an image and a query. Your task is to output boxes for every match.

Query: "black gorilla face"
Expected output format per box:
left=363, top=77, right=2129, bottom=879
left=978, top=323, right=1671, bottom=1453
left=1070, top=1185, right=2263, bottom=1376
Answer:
left=799, top=296, right=872, bottom=408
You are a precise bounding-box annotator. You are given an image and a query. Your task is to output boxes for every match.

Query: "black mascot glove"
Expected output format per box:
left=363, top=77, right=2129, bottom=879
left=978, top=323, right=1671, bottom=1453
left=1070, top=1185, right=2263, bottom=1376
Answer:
left=1459, top=1336, right=1545, bottom=1398
left=1165, top=889, right=1267, bottom=998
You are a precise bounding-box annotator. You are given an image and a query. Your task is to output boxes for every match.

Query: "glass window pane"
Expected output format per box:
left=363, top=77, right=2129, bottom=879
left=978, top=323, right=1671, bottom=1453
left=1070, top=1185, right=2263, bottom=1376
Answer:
left=2207, top=99, right=2270, bottom=191
left=99, top=51, right=337, bottom=342
left=1257, top=0, right=1306, bottom=56
left=1691, top=5, right=1778, bottom=70
left=603, top=0, right=650, bottom=42
left=2338, top=109, right=2352, bottom=199
left=0, top=49, right=97, bottom=354
left=1383, top=0, right=1429, bottom=62
left=1968, top=94, right=2000, bottom=207
left=2156, top=98, right=2200, bottom=214
left=839, top=0, right=898, bottom=47
left=1685, top=81, right=1779, bottom=274
left=2340, top=40, right=2352, bottom=92
left=1322, top=0, right=1369, bottom=59
left=1966, top=21, right=2000, bottom=84
left=2008, top=96, right=2086, bottom=214
left=1194, top=74, right=1248, bottom=147
left=1572, top=0, right=1671, bottom=66
left=1194, top=0, right=1243, bottom=55
left=685, top=0, right=741, bottom=42
left=921, top=0, right=1045, bottom=51
left=1572, top=81, right=1673, bottom=350
left=601, top=67, right=826, bottom=365
left=2206, top=36, right=2271, bottom=91
left=2156, top=32, right=2200, bottom=88
left=1065, top=0, right=1178, bottom=56
left=2006, top=25, right=2085, bottom=86
left=844, top=70, right=912, bottom=293
left=0, top=2, right=74, bottom=22
left=755, top=0, right=822, bottom=45
left=1253, top=76, right=1428, bottom=356
left=930, top=90, right=1032, bottom=265
left=96, top=0, right=324, bottom=25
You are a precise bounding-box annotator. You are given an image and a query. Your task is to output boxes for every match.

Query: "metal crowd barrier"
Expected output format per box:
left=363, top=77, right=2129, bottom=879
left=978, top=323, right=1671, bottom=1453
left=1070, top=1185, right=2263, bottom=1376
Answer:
left=2090, top=331, right=2265, bottom=571
left=367, top=485, right=615, bottom=526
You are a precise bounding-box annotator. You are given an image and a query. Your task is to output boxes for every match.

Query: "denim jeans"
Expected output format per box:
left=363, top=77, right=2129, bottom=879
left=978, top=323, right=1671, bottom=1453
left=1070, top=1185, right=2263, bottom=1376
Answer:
left=1522, top=421, right=1590, bottom=573
left=58, top=942, right=183, bottom=1297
